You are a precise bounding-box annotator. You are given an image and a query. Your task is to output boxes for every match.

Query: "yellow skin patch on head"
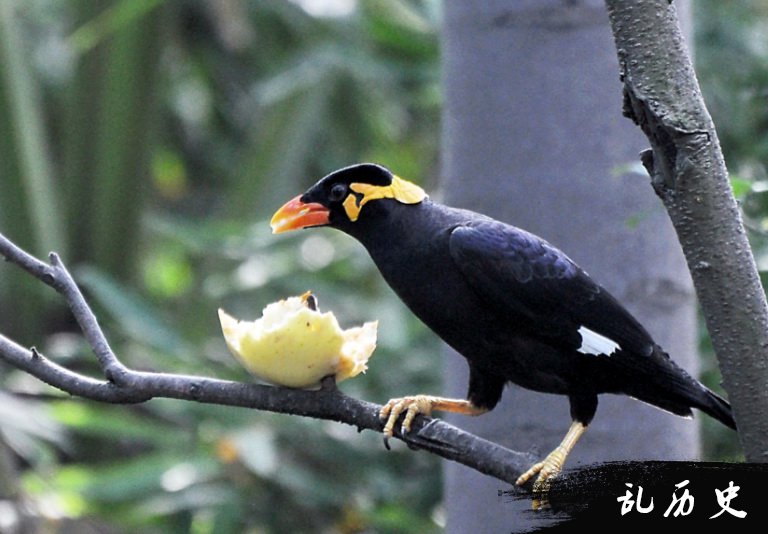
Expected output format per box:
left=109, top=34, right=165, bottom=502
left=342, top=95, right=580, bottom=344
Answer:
left=342, top=176, right=427, bottom=222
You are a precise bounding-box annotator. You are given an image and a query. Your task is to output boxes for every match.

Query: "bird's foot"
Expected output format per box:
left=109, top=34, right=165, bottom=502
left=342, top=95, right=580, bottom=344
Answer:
left=516, top=422, right=587, bottom=510
left=515, top=447, right=568, bottom=510
left=380, top=395, right=437, bottom=438
left=379, top=395, right=485, bottom=439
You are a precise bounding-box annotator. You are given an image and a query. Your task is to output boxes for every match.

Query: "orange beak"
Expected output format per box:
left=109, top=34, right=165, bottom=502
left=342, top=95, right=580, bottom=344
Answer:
left=270, top=195, right=330, bottom=234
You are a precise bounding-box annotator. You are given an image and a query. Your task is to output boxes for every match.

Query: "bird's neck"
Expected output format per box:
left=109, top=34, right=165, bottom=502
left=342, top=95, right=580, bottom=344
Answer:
left=345, top=201, right=460, bottom=273
left=343, top=200, right=430, bottom=249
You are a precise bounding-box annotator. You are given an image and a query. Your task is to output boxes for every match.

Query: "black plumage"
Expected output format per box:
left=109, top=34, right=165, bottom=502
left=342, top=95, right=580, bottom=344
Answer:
left=271, top=163, right=735, bottom=493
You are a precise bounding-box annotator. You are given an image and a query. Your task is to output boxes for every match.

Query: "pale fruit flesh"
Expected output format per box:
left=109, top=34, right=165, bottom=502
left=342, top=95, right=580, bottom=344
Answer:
left=219, top=293, right=377, bottom=388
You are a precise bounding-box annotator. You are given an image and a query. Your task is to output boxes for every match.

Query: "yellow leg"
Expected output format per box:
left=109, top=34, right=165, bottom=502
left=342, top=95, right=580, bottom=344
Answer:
left=515, top=421, right=587, bottom=509
left=379, top=395, right=487, bottom=437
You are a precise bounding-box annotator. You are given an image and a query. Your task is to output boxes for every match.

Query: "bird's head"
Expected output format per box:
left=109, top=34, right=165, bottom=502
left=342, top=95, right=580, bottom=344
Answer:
left=270, top=163, right=427, bottom=235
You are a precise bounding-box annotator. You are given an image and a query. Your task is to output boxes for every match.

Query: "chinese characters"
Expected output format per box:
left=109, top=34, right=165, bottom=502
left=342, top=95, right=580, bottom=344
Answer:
left=618, top=480, right=747, bottom=519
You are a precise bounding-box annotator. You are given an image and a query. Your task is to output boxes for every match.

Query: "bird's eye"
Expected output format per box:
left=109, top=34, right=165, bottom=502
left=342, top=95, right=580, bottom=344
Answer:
left=328, top=183, right=348, bottom=202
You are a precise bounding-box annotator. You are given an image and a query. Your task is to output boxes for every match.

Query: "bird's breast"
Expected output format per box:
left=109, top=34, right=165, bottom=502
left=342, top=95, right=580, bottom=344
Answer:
left=364, top=230, right=506, bottom=357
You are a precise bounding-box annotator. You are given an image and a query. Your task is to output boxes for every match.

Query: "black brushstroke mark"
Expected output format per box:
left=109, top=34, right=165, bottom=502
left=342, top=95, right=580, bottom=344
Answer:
left=499, top=461, right=766, bottom=531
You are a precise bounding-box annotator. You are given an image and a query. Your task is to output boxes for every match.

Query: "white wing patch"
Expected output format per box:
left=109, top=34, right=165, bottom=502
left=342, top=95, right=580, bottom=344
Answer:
left=577, top=326, right=621, bottom=356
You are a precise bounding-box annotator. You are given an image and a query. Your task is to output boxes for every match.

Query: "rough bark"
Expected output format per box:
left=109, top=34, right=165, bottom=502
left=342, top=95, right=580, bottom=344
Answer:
left=441, top=1, right=699, bottom=531
left=605, top=0, right=768, bottom=462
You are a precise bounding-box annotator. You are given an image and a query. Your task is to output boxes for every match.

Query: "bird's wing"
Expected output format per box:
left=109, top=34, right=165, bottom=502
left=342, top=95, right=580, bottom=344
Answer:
left=448, top=220, right=653, bottom=356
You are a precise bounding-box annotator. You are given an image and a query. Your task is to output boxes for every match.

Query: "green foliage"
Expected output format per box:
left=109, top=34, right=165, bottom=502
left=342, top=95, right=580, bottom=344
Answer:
left=1, top=0, right=442, bottom=531
left=696, top=0, right=768, bottom=239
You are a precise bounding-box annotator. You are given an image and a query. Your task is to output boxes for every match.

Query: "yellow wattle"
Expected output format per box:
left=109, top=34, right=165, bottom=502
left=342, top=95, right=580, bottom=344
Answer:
left=343, top=176, right=426, bottom=221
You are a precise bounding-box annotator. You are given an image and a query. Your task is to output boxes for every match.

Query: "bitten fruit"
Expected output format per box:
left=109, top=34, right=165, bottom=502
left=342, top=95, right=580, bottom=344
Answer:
left=219, top=292, right=377, bottom=388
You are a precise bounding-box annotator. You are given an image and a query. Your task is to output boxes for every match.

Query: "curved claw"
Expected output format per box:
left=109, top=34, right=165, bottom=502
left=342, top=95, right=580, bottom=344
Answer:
left=515, top=455, right=563, bottom=510
left=380, top=395, right=436, bottom=437
left=379, top=395, right=486, bottom=446
left=515, top=421, right=587, bottom=510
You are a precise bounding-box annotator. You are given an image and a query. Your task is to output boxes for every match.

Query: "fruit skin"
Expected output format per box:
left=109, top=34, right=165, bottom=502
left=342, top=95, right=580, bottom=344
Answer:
left=219, top=294, right=377, bottom=389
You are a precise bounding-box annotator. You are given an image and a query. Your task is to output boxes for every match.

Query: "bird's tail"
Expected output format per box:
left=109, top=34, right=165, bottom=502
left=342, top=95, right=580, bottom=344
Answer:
left=692, top=385, right=736, bottom=430
left=625, top=345, right=736, bottom=431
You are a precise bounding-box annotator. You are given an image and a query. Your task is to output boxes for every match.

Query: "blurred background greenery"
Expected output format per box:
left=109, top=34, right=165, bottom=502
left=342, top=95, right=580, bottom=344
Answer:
left=0, top=0, right=763, bottom=532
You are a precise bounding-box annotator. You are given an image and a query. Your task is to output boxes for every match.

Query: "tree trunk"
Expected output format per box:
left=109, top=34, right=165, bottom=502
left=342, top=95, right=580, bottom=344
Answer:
left=441, top=1, right=698, bottom=530
left=605, top=0, right=768, bottom=463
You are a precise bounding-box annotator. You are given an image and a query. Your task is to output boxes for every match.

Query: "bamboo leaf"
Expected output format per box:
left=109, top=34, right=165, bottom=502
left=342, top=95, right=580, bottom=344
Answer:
left=76, top=266, right=193, bottom=357
left=0, top=0, right=65, bottom=256
left=68, top=0, right=165, bottom=55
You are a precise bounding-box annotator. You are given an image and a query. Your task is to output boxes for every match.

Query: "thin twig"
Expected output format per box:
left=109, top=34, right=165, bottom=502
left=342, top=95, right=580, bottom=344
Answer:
left=0, top=231, right=536, bottom=488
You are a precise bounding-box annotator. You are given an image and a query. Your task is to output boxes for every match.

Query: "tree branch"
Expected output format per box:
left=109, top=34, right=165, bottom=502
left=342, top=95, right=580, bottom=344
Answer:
left=604, top=0, right=768, bottom=461
left=0, top=231, right=536, bottom=489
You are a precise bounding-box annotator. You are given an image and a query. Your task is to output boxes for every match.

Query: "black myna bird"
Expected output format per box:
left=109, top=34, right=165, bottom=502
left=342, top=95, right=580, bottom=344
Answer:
left=271, top=163, right=736, bottom=498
